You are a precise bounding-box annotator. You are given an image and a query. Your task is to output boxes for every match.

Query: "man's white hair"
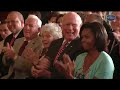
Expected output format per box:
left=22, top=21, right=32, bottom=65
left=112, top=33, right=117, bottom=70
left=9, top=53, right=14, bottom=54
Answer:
left=27, top=15, right=42, bottom=28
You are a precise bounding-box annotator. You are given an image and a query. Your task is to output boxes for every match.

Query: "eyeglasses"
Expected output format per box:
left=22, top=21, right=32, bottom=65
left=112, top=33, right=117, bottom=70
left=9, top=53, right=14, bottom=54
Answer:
left=107, top=15, right=116, bottom=21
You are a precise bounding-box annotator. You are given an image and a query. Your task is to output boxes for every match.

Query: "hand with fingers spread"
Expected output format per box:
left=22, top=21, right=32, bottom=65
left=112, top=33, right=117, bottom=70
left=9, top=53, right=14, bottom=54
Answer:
left=23, top=48, right=39, bottom=65
left=31, top=58, right=51, bottom=78
left=37, top=58, right=51, bottom=70
left=54, top=54, right=75, bottom=79
left=3, top=43, right=16, bottom=60
left=31, top=66, right=51, bottom=79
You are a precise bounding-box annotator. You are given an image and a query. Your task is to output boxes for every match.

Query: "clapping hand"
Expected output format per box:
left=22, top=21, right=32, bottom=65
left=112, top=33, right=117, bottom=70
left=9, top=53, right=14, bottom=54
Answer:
left=23, top=48, right=39, bottom=65
left=3, top=43, right=16, bottom=60
left=31, top=58, right=51, bottom=78
left=54, top=54, right=75, bottom=79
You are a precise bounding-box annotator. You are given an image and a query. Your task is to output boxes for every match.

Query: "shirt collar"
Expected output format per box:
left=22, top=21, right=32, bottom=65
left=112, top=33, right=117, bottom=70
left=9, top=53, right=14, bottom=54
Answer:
left=13, top=30, right=22, bottom=38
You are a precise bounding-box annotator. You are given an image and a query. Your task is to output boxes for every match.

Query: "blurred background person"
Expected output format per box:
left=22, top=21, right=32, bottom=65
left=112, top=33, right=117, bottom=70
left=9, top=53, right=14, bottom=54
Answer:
left=47, top=12, right=59, bottom=23
left=84, top=13, right=113, bottom=53
left=0, top=21, right=11, bottom=41
left=109, top=11, right=120, bottom=79
left=56, top=13, right=66, bottom=27
left=0, top=20, right=11, bottom=53
left=0, top=20, right=11, bottom=77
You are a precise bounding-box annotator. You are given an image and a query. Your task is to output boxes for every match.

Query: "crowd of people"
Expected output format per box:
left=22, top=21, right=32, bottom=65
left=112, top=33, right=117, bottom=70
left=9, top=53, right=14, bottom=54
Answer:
left=0, top=11, right=119, bottom=79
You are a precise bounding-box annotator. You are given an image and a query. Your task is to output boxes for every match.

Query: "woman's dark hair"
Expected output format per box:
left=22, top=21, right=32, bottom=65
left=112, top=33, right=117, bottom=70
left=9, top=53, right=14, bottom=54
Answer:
left=47, top=12, right=59, bottom=22
left=80, top=22, right=108, bottom=52
left=56, top=14, right=65, bottom=23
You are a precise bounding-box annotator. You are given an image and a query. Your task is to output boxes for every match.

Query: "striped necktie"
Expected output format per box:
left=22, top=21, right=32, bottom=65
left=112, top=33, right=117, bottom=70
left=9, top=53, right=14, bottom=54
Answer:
left=54, top=41, right=68, bottom=63
left=9, top=37, right=16, bottom=46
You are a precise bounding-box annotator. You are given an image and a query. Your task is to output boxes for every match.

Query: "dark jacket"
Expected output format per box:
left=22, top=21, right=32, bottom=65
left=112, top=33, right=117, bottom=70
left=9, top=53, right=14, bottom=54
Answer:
left=46, top=38, right=84, bottom=79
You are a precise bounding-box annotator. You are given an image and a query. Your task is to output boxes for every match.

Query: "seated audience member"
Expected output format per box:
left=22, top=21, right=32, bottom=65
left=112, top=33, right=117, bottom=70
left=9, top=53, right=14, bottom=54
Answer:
left=23, top=23, right=62, bottom=79
left=0, top=21, right=11, bottom=52
left=0, top=11, right=24, bottom=77
left=4, top=11, right=24, bottom=47
left=109, top=11, right=120, bottom=79
left=0, top=21, right=11, bottom=77
left=30, top=12, right=84, bottom=79
left=1, top=15, right=43, bottom=79
left=54, top=22, right=114, bottom=79
left=0, top=21, right=11, bottom=40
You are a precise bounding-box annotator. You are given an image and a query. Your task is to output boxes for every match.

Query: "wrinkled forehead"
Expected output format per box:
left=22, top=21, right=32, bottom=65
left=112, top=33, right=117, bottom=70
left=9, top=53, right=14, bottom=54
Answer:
left=7, top=13, right=19, bottom=20
left=62, top=15, right=81, bottom=25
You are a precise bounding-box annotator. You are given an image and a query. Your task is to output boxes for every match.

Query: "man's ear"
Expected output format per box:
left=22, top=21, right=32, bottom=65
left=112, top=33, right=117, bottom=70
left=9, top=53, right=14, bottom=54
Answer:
left=38, top=27, right=41, bottom=33
left=21, top=21, right=24, bottom=28
left=38, top=27, right=41, bottom=36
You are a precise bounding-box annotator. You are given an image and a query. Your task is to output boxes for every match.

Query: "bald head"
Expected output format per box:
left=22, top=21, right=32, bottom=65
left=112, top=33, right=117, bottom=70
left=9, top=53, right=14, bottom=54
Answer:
left=62, top=12, right=82, bottom=25
left=7, top=11, right=24, bottom=23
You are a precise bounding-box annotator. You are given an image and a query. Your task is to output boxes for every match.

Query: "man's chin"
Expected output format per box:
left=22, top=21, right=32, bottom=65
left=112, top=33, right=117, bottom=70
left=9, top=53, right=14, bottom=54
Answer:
left=66, top=37, right=75, bottom=41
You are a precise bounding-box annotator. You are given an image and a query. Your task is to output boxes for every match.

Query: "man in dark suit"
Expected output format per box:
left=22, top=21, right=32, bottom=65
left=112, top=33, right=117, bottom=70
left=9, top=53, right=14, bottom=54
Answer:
left=4, top=11, right=24, bottom=46
left=0, top=11, right=24, bottom=77
left=109, top=11, right=120, bottom=79
left=31, top=12, right=83, bottom=79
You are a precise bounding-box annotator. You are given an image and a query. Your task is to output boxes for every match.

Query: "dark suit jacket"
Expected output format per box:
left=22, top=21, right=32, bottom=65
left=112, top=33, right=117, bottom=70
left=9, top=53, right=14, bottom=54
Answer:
left=0, top=35, right=3, bottom=42
left=110, top=44, right=120, bottom=79
left=0, top=30, right=24, bottom=77
left=46, top=38, right=84, bottom=79
left=4, top=30, right=24, bottom=46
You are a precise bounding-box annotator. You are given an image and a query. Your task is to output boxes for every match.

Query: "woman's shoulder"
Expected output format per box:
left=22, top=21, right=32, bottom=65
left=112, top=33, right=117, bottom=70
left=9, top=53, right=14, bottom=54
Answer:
left=99, top=51, right=113, bottom=65
left=100, top=51, right=112, bottom=59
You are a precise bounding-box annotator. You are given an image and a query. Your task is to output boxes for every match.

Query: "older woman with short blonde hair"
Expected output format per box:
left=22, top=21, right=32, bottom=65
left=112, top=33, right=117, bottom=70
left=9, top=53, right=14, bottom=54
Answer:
left=41, top=23, right=62, bottom=41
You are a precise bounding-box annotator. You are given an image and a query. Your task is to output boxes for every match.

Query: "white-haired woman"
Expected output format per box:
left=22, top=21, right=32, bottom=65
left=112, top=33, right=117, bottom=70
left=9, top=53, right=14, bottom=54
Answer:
left=24, top=23, right=62, bottom=79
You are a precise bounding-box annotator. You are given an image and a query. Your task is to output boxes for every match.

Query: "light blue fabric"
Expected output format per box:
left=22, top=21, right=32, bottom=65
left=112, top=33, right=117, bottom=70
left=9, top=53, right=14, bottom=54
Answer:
left=74, top=51, right=114, bottom=79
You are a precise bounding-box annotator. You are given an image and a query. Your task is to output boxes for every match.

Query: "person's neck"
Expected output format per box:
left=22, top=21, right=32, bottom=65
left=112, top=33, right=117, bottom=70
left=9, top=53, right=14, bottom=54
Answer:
left=25, top=35, right=38, bottom=41
left=87, top=48, right=100, bottom=57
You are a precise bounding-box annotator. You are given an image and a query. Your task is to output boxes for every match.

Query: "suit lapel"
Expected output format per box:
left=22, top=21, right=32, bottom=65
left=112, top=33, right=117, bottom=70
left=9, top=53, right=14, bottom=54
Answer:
left=25, top=36, right=42, bottom=54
